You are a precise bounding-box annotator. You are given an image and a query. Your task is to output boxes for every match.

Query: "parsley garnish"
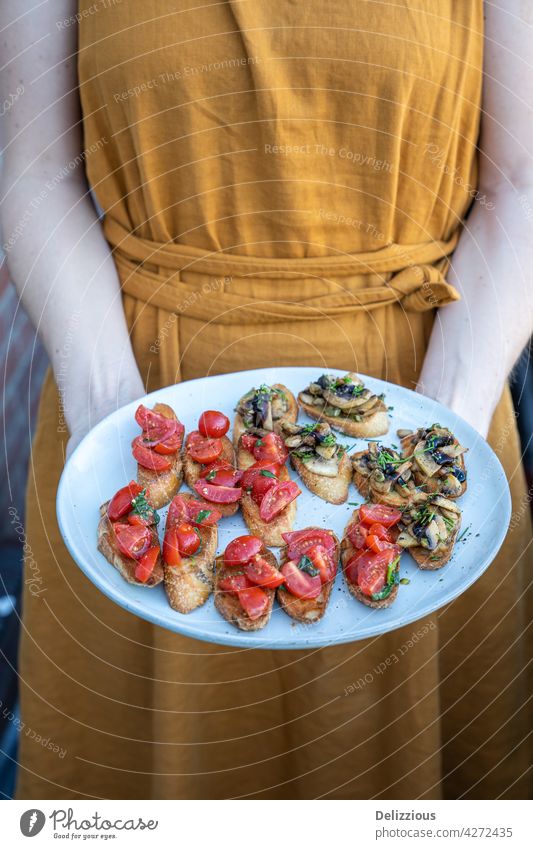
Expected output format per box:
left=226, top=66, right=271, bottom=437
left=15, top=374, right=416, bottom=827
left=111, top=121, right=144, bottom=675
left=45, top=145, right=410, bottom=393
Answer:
left=195, top=509, right=212, bottom=524
left=298, top=555, right=320, bottom=577
left=130, top=489, right=159, bottom=525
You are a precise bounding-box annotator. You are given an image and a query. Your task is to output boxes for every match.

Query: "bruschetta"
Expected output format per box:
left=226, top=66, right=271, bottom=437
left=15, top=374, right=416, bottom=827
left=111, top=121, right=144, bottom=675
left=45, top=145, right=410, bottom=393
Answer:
left=97, top=481, right=163, bottom=587
left=341, top=502, right=403, bottom=608
left=233, top=383, right=298, bottom=448
left=396, top=494, right=462, bottom=569
left=132, top=403, right=184, bottom=509
left=280, top=420, right=352, bottom=504
left=397, top=424, right=468, bottom=498
left=183, top=410, right=242, bottom=517
left=240, top=460, right=301, bottom=546
left=352, top=441, right=422, bottom=507
left=298, top=372, right=389, bottom=437
left=214, top=535, right=282, bottom=631
left=162, top=493, right=222, bottom=613
left=277, top=527, right=340, bottom=623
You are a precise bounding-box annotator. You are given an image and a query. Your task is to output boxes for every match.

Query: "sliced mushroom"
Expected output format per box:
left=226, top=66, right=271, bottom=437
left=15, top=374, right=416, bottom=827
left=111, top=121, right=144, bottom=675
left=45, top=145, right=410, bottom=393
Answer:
left=299, top=392, right=317, bottom=405
left=421, top=520, right=440, bottom=550
left=397, top=428, right=413, bottom=439
left=438, top=443, right=465, bottom=459
left=397, top=530, right=419, bottom=548
left=307, top=382, right=323, bottom=395
left=431, top=495, right=461, bottom=514
left=282, top=421, right=302, bottom=436
left=322, top=389, right=364, bottom=410
left=284, top=434, right=304, bottom=448
left=303, top=455, right=339, bottom=477
left=315, top=443, right=337, bottom=460
left=441, top=474, right=462, bottom=497
left=414, top=442, right=441, bottom=477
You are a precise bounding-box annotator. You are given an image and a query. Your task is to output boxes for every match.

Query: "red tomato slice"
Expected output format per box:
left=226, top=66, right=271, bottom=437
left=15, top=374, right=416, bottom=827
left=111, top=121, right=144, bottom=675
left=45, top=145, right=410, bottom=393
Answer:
left=244, top=556, right=285, bottom=588
left=224, top=535, right=262, bottom=567
left=135, top=546, right=160, bottom=583
left=174, top=523, right=201, bottom=556
left=282, top=528, right=336, bottom=560
left=185, top=500, right=222, bottom=526
left=240, top=434, right=258, bottom=453
left=238, top=586, right=270, bottom=620
left=251, top=472, right=277, bottom=505
left=114, top=523, right=151, bottom=560
left=306, top=544, right=336, bottom=584
left=346, top=548, right=398, bottom=596
left=252, top=432, right=288, bottom=464
left=135, top=405, right=173, bottom=432
left=107, top=481, right=143, bottom=521
left=359, top=503, right=402, bottom=528
left=198, top=410, right=230, bottom=438
left=153, top=422, right=184, bottom=454
left=199, top=459, right=233, bottom=478
left=366, top=534, right=396, bottom=554
left=193, top=481, right=242, bottom=503
left=167, top=495, right=188, bottom=527
left=218, top=574, right=252, bottom=594
left=367, top=522, right=392, bottom=542
left=187, top=431, right=223, bottom=464
left=347, top=521, right=368, bottom=550
left=259, top=481, right=301, bottom=522
left=241, top=461, right=281, bottom=490
left=163, top=527, right=181, bottom=567
left=203, top=467, right=243, bottom=488
left=132, top=437, right=172, bottom=472
left=281, top=561, right=322, bottom=599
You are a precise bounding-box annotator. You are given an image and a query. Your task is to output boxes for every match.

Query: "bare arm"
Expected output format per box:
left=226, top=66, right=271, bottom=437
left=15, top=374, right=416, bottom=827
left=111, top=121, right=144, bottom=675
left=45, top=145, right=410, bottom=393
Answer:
left=418, top=0, right=533, bottom=437
left=0, top=0, right=144, bottom=455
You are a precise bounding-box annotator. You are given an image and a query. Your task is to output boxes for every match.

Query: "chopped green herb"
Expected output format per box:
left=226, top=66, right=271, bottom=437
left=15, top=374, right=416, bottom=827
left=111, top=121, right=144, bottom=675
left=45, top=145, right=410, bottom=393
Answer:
left=130, top=489, right=159, bottom=526
left=456, top=525, right=472, bottom=543
left=195, top=509, right=212, bottom=524
left=399, top=577, right=410, bottom=585
left=260, top=470, right=277, bottom=478
left=298, top=555, right=320, bottom=577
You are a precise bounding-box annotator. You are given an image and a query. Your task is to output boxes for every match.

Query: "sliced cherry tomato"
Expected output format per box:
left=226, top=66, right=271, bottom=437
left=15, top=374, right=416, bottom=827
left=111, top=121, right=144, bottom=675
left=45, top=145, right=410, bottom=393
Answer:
left=218, top=574, right=252, bottom=594
left=252, top=432, right=288, bottom=464
left=203, top=467, right=243, bottom=488
left=240, top=434, right=258, bottom=453
left=167, top=495, right=188, bottom=527
left=367, top=522, right=392, bottom=542
left=224, top=535, right=263, bottom=567
left=251, top=472, right=277, bottom=505
left=175, top=523, right=201, bottom=556
left=127, top=509, right=157, bottom=527
left=193, top=481, right=242, bottom=503
left=347, top=521, right=368, bottom=550
left=282, top=528, right=336, bottom=559
left=366, top=534, right=398, bottom=554
left=245, top=556, right=285, bottom=589
left=238, top=586, right=270, bottom=620
left=346, top=548, right=398, bottom=597
left=281, top=561, right=322, bottom=599
left=114, top=523, right=151, bottom=560
left=153, top=422, right=184, bottom=454
left=187, top=431, right=223, bottom=464
left=241, top=461, right=281, bottom=490
left=259, top=480, right=301, bottom=522
left=135, top=404, right=173, bottom=432
left=107, top=481, right=143, bottom=521
left=132, top=436, right=172, bottom=472
left=162, top=526, right=181, bottom=567
left=135, top=546, right=160, bottom=583
left=199, top=459, right=233, bottom=478
left=359, top=503, right=402, bottom=528
left=306, top=544, right=336, bottom=584
left=198, top=410, right=230, bottom=438
left=185, top=500, right=222, bottom=526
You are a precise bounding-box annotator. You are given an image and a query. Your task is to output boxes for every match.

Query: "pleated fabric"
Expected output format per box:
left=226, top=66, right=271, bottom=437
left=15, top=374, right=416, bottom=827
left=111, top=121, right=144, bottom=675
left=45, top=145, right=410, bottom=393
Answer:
left=17, top=1, right=532, bottom=799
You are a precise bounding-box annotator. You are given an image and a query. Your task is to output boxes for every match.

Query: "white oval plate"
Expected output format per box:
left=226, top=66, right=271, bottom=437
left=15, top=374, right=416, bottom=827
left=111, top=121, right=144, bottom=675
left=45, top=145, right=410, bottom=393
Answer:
left=57, top=367, right=511, bottom=649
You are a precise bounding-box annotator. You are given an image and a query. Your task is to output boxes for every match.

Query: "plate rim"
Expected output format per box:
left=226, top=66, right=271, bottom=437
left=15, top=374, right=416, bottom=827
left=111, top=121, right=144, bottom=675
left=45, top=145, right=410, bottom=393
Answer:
left=56, top=366, right=512, bottom=649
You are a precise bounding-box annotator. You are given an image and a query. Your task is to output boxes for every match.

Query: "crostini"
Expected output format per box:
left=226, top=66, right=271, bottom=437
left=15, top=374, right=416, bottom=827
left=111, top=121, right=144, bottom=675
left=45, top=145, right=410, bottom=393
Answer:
left=183, top=410, right=242, bottom=517
left=396, top=494, right=462, bottom=570
left=397, top=424, right=467, bottom=498
left=132, top=403, right=185, bottom=509
left=341, top=502, right=403, bottom=608
left=352, top=441, right=422, bottom=507
left=280, top=420, right=352, bottom=504
left=233, top=383, right=298, bottom=448
left=162, top=493, right=222, bottom=613
left=214, top=535, right=282, bottom=631
left=298, top=372, right=389, bottom=437
left=277, top=527, right=340, bottom=623
left=240, top=460, right=301, bottom=546
left=97, top=481, right=163, bottom=587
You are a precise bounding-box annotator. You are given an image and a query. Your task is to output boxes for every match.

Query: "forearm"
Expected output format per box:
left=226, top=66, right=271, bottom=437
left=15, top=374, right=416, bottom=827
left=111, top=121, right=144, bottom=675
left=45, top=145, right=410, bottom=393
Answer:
left=419, top=184, right=533, bottom=436
left=1, top=173, right=143, bottom=435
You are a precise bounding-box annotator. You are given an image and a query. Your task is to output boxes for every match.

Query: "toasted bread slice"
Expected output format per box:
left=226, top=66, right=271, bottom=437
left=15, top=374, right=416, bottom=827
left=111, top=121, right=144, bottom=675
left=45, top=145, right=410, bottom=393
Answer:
left=340, top=510, right=399, bottom=609
left=290, top=450, right=352, bottom=504
left=183, top=435, right=239, bottom=517
left=97, top=502, right=163, bottom=587
left=137, top=403, right=183, bottom=509
left=407, top=519, right=461, bottom=571
left=240, top=465, right=297, bottom=546
left=277, top=529, right=340, bottom=623
left=214, top=546, right=276, bottom=631
left=233, top=383, right=298, bottom=449
left=298, top=395, right=389, bottom=438
left=163, top=494, right=218, bottom=613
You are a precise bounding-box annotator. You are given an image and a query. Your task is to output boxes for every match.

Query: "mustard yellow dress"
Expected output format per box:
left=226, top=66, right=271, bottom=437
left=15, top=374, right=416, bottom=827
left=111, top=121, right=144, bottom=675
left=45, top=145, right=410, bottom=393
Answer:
left=17, top=0, right=532, bottom=799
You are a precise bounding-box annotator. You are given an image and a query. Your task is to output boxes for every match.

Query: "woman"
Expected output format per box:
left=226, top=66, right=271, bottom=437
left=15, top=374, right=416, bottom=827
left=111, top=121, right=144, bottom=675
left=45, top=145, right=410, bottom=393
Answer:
left=2, top=0, right=531, bottom=799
